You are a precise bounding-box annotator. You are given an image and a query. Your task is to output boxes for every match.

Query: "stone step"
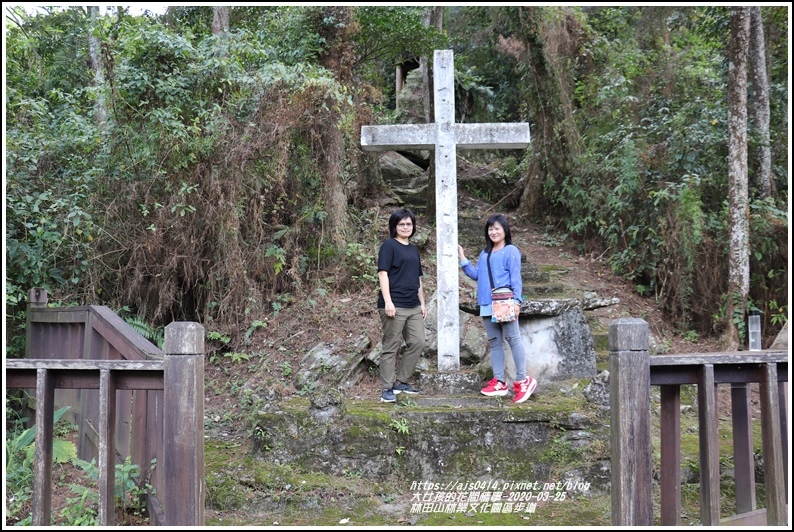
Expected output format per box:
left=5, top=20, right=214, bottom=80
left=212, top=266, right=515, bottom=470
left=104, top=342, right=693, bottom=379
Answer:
left=254, top=390, right=612, bottom=493
left=403, top=396, right=510, bottom=408
left=524, top=283, right=567, bottom=297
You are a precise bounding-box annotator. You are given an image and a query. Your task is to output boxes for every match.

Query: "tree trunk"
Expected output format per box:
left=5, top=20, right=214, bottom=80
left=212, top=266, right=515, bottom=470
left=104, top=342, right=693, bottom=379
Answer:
left=421, top=6, right=443, bottom=221
left=212, top=6, right=229, bottom=35
left=316, top=6, right=357, bottom=246
left=725, top=7, right=751, bottom=350
left=319, top=122, right=349, bottom=248
left=749, top=6, right=773, bottom=199
left=87, top=6, right=107, bottom=128
left=516, top=7, right=582, bottom=221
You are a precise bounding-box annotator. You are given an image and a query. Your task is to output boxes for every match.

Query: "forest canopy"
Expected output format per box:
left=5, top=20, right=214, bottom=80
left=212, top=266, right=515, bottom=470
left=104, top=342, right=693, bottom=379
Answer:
left=4, top=5, right=789, bottom=353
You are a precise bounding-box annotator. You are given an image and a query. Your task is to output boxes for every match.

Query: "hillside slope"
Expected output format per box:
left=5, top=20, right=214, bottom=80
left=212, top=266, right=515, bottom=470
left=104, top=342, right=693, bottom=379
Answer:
left=197, top=186, right=737, bottom=526
left=202, top=186, right=723, bottom=427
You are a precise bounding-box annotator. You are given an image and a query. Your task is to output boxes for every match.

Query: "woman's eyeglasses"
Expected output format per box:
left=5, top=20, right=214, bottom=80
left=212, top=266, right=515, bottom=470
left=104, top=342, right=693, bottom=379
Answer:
left=397, top=223, right=413, bottom=227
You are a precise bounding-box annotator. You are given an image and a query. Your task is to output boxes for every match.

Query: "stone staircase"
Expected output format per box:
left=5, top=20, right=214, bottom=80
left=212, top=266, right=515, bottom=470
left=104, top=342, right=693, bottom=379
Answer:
left=254, top=387, right=612, bottom=495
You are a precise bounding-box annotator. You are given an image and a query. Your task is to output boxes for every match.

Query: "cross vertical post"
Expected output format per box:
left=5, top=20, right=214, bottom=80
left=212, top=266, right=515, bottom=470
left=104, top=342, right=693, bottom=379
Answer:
left=361, top=50, right=530, bottom=372
left=433, top=50, right=460, bottom=372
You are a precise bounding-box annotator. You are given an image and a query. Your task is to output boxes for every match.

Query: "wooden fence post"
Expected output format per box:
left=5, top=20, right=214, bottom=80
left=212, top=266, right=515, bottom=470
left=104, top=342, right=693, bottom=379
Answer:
left=162, top=322, right=205, bottom=526
left=32, top=368, right=55, bottom=526
left=609, top=318, right=653, bottom=525
left=28, top=288, right=52, bottom=526
left=25, top=287, right=48, bottom=358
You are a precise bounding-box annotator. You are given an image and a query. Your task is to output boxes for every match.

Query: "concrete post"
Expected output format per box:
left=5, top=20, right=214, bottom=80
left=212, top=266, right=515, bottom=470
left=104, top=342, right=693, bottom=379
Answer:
left=433, top=50, right=460, bottom=372
left=32, top=368, right=55, bottom=526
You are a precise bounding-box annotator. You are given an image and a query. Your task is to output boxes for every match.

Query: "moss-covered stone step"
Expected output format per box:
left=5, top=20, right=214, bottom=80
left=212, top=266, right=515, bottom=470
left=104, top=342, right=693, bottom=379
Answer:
left=251, top=389, right=609, bottom=491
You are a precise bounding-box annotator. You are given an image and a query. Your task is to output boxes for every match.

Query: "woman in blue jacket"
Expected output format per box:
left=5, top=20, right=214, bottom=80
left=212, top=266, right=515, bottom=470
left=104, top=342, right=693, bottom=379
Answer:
left=458, top=214, right=537, bottom=404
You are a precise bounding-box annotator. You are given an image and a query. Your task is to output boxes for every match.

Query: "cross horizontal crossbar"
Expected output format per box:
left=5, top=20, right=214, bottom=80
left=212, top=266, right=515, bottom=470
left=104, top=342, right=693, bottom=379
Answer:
left=361, top=123, right=530, bottom=151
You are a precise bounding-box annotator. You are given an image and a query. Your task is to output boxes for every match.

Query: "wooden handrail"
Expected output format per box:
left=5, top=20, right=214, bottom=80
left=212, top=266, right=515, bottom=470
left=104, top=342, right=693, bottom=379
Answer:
left=5, top=359, right=165, bottom=389
left=25, top=296, right=164, bottom=362
left=5, top=360, right=164, bottom=526
left=6, top=288, right=205, bottom=526
left=609, top=318, right=789, bottom=526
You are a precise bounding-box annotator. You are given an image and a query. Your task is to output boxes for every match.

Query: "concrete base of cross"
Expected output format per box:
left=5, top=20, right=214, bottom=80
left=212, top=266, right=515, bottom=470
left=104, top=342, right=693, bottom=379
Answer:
left=404, top=395, right=516, bottom=408
left=417, top=370, right=482, bottom=395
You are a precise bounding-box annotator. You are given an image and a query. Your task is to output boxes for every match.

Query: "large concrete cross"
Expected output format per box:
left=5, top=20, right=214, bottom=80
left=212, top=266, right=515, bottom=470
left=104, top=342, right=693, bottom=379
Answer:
left=361, top=50, right=530, bottom=372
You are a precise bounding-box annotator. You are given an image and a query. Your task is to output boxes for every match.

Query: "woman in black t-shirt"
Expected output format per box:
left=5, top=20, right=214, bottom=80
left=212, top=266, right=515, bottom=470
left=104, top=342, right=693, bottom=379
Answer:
left=376, top=208, right=427, bottom=403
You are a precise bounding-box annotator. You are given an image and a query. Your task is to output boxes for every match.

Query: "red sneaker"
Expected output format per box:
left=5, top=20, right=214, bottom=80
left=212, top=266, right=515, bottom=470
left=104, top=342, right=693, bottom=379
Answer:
left=481, top=378, right=509, bottom=397
left=513, top=377, right=537, bottom=404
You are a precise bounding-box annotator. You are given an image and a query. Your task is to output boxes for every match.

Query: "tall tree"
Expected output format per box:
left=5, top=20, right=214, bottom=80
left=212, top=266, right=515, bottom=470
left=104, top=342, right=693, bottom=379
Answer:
left=315, top=6, right=357, bottom=246
left=725, top=6, right=751, bottom=350
left=87, top=6, right=107, bottom=127
left=421, top=6, right=443, bottom=221
left=513, top=6, right=583, bottom=219
left=748, top=6, right=773, bottom=198
left=212, top=6, right=229, bottom=35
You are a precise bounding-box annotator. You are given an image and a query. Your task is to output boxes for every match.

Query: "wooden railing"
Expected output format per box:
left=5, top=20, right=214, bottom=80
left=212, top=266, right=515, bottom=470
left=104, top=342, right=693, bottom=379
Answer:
left=5, top=288, right=205, bottom=526
left=609, top=318, right=789, bottom=526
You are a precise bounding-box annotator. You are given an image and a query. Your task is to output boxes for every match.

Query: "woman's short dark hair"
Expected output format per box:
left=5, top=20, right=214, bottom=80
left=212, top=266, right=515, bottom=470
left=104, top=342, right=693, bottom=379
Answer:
left=389, top=208, right=417, bottom=238
left=483, top=213, right=513, bottom=252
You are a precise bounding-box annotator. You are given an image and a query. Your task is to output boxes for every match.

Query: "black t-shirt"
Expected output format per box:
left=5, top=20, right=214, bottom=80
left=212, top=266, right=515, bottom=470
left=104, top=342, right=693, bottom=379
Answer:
left=377, top=238, right=423, bottom=308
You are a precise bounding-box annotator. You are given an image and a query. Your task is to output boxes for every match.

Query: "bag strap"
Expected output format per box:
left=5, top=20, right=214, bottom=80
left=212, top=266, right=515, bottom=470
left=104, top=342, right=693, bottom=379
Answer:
left=486, top=250, right=495, bottom=291
left=487, top=249, right=514, bottom=296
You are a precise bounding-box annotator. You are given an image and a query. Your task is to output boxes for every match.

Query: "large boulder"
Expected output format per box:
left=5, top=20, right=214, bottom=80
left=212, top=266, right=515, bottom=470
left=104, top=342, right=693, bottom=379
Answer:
left=298, top=292, right=602, bottom=393
left=375, top=151, right=429, bottom=210
left=423, top=291, right=598, bottom=387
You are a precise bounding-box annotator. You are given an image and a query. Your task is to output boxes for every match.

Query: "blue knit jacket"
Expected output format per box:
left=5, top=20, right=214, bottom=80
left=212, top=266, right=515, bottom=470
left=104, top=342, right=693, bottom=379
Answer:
left=460, top=245, right=523, bottom=314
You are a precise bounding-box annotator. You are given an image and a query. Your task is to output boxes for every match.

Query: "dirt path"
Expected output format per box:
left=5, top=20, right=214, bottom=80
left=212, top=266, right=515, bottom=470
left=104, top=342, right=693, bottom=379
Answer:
left=454, top=191, right=721, bottom=355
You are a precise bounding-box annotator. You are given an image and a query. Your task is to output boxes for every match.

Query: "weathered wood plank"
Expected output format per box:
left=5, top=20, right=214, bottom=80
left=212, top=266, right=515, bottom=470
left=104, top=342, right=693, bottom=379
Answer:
left=731, top=383, right=756, bottom=514
left=659, top=385, right=681, bottom=525
left=89, top=306, right=164, bottom=360
left=777, top=382, right=789, bottom=490
left=97, top=369, right=116, bottom=526
left=27, top=307, right=91, bottom=323
left=649, top=351, right=788, bottom=366
left=162, top=322, right=205, bottom=525
left=759, top=363, right=786, bottom=525
left=5, top=370, right=164, bottom=390
left=650, top=361, right=788, bottom=386
left=609, top=319, right=653, bottom=526
left=697, top=365, right=720, bottom=525
left=720, top=507, right=769, bottom=525
left=6, top=359, right=164, bottom=371
left=32, top=369, right=55, bottom=526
